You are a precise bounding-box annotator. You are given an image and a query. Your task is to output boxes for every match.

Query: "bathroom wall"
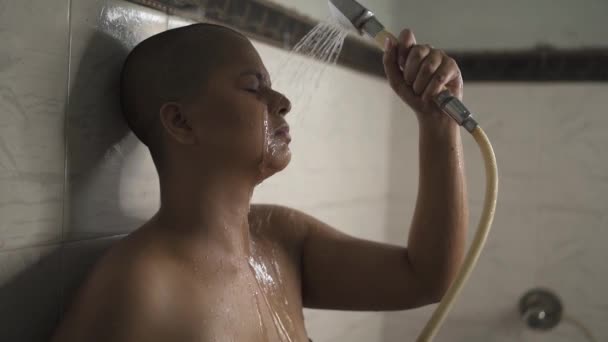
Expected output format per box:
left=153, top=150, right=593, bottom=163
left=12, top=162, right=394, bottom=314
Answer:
left=381, top=1, right=608, bottom=341
left=0, top=1, right=606, bottom=342
left=277, top=0, right=608, bottom=50
left=0, top=0, right=169, bottom=340
left=390, top=0, right=608, bottom=50
left=383, top=84, right=608, bottom=342
left=0, top=0, right=399, bottom=341
left=272, top=0, right=608, bottom=341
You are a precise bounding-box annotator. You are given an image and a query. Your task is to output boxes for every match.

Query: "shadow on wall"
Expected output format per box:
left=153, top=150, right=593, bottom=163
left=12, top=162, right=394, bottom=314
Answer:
left=65, top=29, right=143, bottom=241
left=0, top=29, right=141, bottom=341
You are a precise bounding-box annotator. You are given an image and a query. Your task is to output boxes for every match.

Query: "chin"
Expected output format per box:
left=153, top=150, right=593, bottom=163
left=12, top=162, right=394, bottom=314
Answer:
left=257, top=148, right=291, bottom=182
left=269, top=148, right=292, bottom=172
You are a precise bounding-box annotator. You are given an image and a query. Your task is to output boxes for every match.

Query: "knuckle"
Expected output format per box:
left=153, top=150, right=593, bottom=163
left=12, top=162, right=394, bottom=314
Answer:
left=429, top=51, right=443, bottom=64
left=421, top=62, right=435, bottom=75
left=434, top=72, right=448, bottom=82
left=411, top=46, right=426, bottom=59
left=447, top=57, right=459, bottom=70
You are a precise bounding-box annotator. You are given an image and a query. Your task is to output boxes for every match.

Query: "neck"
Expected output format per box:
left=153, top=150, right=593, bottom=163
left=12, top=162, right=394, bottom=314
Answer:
left=156, top=165, right=256, bottom=255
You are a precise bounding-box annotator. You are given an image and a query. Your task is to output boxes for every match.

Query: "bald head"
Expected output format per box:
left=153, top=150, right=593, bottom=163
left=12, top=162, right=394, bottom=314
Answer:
left=119, top=23, right=248, bottom=162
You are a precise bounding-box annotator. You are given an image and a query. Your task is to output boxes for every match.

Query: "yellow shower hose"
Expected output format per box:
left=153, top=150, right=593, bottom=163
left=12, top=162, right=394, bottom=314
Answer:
left=373, top=32, right=499, bottom=342
left=416, top=127, right=498, bottom=342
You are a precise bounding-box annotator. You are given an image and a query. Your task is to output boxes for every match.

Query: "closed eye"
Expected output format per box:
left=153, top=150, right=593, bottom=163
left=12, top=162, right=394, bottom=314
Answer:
left=239, top=70, right=270, bottom=94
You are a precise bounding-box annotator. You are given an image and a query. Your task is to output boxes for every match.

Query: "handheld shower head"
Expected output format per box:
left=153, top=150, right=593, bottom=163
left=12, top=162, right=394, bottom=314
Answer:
left=328, top=0, right=385, bottom=39
left=329, top=0, right=478, bottom=133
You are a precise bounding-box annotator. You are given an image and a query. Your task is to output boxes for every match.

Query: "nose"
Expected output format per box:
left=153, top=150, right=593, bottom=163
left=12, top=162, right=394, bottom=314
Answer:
left=270, top=90, right=291, bottom=117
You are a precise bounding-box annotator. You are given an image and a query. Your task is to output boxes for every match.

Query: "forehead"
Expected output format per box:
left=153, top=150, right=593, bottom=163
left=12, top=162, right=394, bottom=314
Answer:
left=211, top=30, right=267, bottom=74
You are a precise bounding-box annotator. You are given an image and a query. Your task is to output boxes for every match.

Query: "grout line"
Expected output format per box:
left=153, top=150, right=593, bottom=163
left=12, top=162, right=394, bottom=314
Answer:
left=58, top=0, right=74, bottom=317
left=0, top=233, right=128, bottom=254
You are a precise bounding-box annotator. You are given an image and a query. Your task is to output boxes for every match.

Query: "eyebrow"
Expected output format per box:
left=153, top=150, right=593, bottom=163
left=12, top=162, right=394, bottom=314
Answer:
left=239, top=70, right=272, bottom=87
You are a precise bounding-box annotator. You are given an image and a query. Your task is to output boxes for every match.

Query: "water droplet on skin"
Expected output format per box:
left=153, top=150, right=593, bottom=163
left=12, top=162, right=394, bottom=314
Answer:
left=247, top=251, right=296, bottom=342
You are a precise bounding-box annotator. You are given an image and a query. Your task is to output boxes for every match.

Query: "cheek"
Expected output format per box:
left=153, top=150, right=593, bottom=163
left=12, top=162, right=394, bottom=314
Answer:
left=197, top=95, right=267, bottom=159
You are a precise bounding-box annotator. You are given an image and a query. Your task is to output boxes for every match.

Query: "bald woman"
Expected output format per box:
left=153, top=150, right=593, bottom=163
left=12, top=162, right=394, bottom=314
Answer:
left=51, top=23, right=467, bottom=342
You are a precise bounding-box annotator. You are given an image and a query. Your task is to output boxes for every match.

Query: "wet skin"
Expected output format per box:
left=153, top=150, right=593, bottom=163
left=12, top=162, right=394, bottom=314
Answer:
left=51, top=27, right=468, bottom=342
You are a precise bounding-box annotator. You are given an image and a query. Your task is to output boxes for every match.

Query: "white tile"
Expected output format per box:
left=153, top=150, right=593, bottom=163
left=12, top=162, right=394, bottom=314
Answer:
left=534, top=209, right=608, bottom=342
left=382, top=310, right=430, bottom=342
left=65, top=0, right=167, bottom=240
left=534, top=85, right=608, bottom=216
left=168, top=14, right=198, bottom=30
left=529, top=85, right=608, bottom=342
left=0, top=244, right=62, bottom=341
left=0, top=0, right=69, bottom=250
left=305, top=309, right=382, bottom=342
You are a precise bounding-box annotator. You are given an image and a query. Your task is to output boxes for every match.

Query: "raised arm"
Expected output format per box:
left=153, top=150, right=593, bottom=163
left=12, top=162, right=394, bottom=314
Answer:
left=275, top=28, right=467, bottom=311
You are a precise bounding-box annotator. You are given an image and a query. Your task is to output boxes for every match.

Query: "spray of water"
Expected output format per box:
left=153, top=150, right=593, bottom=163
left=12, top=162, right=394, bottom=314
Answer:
left=270, top=19, right=348, bottom=125
left=258, top=20, right=348, bottom=177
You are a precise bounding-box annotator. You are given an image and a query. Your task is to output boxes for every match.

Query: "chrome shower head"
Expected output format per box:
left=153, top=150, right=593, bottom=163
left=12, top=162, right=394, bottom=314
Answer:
left=328, top=0, right=386, bottom=38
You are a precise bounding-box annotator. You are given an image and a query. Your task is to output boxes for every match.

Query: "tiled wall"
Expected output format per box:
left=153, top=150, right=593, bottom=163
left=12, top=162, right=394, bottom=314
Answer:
left=389, top=0, right=608, bottom=50
left=383, top=84, right=608, bottom=341
left=0, top=0, right=396, bottom=341
left=0, top=0, right=168, bottom=340
left=0, top=0, right=606, bottom=342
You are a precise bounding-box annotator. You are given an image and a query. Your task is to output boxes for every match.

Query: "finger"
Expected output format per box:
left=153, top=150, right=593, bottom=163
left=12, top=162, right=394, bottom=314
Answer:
left=422, top=57, right=460, bottom=102
left=383, top=39, right=405, bottom=93
left=412, top=49, right=444, bottom=96
left=403, top=44, right=431, bottom=86
left=445, top=63, right=464, bottom=97
left=397, top=29, right=417, bottom=70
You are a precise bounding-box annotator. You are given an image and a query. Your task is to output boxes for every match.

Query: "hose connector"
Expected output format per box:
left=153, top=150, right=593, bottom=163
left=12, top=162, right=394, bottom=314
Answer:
left=434, top=90, right=478, bottom=133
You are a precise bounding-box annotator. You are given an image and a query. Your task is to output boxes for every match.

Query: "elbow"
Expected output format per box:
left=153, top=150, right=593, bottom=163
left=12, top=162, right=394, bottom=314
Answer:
left=426, top=257, right=465, bottom=304
left=423, top=274, right=456, bottom=305
left=426, top=286, right=446, bottom=304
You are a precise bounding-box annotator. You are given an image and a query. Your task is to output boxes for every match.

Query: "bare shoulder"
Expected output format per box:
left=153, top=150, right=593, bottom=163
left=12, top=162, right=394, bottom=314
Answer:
left=249, top=204, right=312, bottom=243
left=51, top=234, right=185, bottom=342
left=249, top=204, right=341, bottom=241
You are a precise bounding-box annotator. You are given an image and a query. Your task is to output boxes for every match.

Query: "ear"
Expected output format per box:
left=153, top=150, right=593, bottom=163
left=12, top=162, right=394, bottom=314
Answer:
left=159, top=102, right=196, bottom=145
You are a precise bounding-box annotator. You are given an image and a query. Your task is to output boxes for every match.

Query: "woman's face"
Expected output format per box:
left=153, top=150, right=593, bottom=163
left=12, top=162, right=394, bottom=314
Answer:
left=183, top=33, right=292, bottom=181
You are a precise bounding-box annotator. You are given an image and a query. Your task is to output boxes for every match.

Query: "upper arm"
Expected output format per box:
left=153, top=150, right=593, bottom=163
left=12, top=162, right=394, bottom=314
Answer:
left=265, top=205, right=435, bottom=311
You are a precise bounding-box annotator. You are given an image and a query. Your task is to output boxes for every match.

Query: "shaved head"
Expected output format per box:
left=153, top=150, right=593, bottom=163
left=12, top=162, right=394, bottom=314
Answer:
left=119, top=23, right=247, bottom=165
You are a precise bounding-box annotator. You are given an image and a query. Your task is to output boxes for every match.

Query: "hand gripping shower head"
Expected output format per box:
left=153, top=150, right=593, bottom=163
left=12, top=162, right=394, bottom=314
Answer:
left=328, top=0, right=477, bottom=132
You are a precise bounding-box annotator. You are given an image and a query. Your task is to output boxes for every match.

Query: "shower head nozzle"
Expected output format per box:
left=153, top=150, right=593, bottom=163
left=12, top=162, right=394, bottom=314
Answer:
left=328, top=0, right=385, bottom=38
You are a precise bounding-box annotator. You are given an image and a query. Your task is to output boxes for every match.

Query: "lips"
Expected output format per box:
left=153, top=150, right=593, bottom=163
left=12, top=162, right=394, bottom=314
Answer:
left=273, top=124, right=291, bottom=142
